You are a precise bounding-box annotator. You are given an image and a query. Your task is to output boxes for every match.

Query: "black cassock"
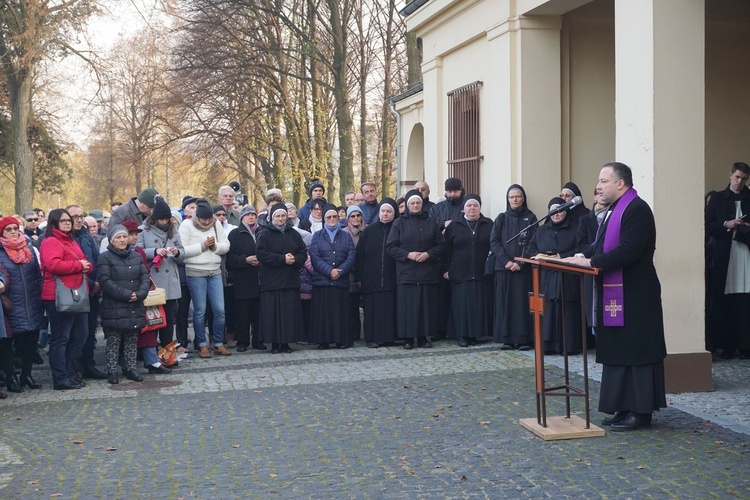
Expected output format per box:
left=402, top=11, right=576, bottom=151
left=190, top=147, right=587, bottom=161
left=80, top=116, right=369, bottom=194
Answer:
left=528, top=217, right=581, bottom=354
left=585, top=195, right=667, bottom=414
left=354, top=221, right=398, bottom=344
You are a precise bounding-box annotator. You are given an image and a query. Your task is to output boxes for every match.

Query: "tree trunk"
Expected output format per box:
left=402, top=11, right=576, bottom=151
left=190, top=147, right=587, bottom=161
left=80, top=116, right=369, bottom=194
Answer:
left=8, top=73, right=35, bottom=214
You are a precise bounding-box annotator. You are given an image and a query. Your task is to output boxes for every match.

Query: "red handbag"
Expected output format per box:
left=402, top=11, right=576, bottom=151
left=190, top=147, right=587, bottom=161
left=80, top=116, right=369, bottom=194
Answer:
left=141, top=304, right=166, bottom=333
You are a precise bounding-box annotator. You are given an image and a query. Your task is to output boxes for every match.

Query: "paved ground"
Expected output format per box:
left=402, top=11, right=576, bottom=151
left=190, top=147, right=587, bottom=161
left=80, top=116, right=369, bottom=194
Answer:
left=0, top=340, right=748, bottom=498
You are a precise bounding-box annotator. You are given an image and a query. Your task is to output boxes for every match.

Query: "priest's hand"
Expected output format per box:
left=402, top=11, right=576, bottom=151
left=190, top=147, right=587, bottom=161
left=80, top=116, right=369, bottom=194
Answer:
left=563, top=256, right=591, bottom=268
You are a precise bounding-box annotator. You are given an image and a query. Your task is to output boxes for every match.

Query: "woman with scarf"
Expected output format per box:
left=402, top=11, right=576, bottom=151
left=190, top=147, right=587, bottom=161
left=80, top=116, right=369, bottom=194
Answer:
left=179, top=199, right=231, bottom=358
left=40, top=209, right=93, bottom=391
left=442, top=195, right=494, bottom=347
left=528, top=197, right=582, bottom=355
left=98, top=225, right=151, bottom=384
left=309, top=204, right=356, bottom=349
left=137, top=196, right=185, bottom=357
left=386, top=189, right=446, bottom=349
left=256, top=204, right=307, bottom=353
left=490, top=185, right=537, bottom=350
left=227, top=205, right=265, bottom=352
left=298, top=199, right=325, bottom=234
left=0, top=217, right=45, bottom=391
left=354, top=198, right=399, bottom=348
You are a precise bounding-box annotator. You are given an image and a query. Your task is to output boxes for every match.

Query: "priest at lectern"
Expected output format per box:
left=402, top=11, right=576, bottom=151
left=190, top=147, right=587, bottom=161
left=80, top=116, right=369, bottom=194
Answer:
left=565, top=162, right=667, bottom=432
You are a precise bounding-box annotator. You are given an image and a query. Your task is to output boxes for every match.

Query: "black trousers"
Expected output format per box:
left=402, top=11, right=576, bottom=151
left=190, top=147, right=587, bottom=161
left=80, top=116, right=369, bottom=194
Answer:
left=175, top=283, right=191, bottom=347
left=234, top=297, right=260, bottom=347
left=157, top=299, right=178, bottom=347
left=13, top=330, right=38, bottom=377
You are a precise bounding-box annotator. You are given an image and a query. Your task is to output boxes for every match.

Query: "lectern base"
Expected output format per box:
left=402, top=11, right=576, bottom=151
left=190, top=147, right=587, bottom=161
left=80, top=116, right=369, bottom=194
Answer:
left=519, top=415, right=605, bottom=441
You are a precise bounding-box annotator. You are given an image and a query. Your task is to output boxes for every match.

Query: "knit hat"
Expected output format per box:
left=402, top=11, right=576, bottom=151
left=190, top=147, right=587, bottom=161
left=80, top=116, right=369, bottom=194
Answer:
left=171, top=210, right=183, bottom=224
left=181, top=196, right=198, bottom=209
left=309, top=179, right=325, bottom=196
left=444, top=177, right=463, bottom=191
left=137, top=188, right=159, bottom=208
left=285, top=203, right=297, bottom=211
left=89, top=209, right=104, bottom=222
left=240, top=205, right=257, bottom=219
left=0, top=216, right=20, bottom=234
left=107, top=224, right=128, bottom=241
left=121, top=220, right=142, bottom=234
left=212, top=205, right=226, bottom=215
left=464, top=194, right=482, bottom=206
left=346, top=205, right=363, bottom=218
left=194, top=199, right=214, bottom=219
left=151, top=195, right=171, bottom=220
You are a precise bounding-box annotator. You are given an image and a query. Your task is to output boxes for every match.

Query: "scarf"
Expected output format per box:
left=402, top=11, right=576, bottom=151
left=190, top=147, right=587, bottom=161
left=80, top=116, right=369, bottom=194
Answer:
left=324, top=224, right=339, bottom=242
left=0, top=235, right=32, bottom=264
left=601, top=188, right=639, bottom=327
left=192, top=217, right=215, bottom=232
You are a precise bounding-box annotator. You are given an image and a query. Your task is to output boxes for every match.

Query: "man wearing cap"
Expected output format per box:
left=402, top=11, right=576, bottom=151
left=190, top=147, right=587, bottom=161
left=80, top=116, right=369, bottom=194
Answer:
left=343, top=205, right=367, bottom=340
left=109, top=188, right=158, bottom=229
left=66, top=204, right=107, bottom=381
left=218, top=185, right=241, bottom=227
left=358, top=182, right=380, bottom=225
left=89, top=209, right=107, bottom=247
left=298, top=180, right=328, bottom=220
left=180, top=196, right=198, bottom=220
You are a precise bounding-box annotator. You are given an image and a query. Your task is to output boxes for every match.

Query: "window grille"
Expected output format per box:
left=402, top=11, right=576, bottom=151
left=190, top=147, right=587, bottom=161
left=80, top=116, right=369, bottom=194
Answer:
left=447, top=81, right=483, bottom=195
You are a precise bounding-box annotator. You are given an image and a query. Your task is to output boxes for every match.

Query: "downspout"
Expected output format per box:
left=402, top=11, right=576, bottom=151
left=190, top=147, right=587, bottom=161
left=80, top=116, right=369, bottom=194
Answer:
left=388, top=99, right=402, bottom=194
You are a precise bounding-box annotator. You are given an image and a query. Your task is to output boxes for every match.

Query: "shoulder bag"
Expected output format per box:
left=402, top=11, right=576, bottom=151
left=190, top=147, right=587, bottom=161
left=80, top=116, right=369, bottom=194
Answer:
left=55, top=273, right=90, bottom=313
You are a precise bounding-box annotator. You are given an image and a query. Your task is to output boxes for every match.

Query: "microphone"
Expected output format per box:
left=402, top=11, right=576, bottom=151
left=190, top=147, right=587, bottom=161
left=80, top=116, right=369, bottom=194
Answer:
left=547, top=196, right=582, bottom=216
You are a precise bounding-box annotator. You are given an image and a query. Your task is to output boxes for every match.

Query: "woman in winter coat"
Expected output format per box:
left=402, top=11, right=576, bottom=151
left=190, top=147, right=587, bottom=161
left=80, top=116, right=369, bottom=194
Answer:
left=179, top=198, right=231, bottom=358
left=309, top=204, right=356, bottom=349
left=354, top=198, right=399, bottom=347
left=256, top=204, right=307, bottom=353
left=442, top=195, right=494, bottom=347
left=0, top=217, right=45, bottom=391
left=298, top=199, right=325, bottom=234
left=227, top=205, right=264, bottom=352
left=386, top=189, right=446, bottom=349
left=137, top=196, right=185, bottom=349
left=98, top=225, right=151, bottom=384
left=528, top=197, right=582, bottom=355
left=490, top=184, right=538, bottom=350
left=0, top=269, right=11, bottom=398
left=40, top=209, right=93, bottom=391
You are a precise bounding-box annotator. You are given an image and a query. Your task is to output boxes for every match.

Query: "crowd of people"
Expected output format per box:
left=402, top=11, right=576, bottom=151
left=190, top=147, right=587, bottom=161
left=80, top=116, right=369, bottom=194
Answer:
left=0, top=166, right=667, bottom=433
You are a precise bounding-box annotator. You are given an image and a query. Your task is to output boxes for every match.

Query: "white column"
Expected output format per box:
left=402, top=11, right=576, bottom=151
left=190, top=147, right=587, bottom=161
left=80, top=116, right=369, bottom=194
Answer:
left=615, top=0, right=709, bottom=389
left=421, top=57, right=443, bottom=193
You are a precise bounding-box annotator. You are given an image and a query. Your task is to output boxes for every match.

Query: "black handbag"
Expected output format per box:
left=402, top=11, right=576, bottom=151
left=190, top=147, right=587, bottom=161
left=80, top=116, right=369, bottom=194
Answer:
left=55, top=274, right=90, bottom=313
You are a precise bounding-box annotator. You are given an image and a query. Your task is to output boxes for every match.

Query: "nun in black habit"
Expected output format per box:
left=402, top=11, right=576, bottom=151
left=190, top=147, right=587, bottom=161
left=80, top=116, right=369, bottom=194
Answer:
left=386, top=190, right=446, bottom=349
left=490, top=184, right=537, bottom=349
left=528, top=197, right=582, bottom=355
left=442, top=194, right=494, bottom=346
left=256, top=203, right=308, bottom=353
left=560, top=181, right=589, bottom=228
left=354, top=198, right=399, bottom=347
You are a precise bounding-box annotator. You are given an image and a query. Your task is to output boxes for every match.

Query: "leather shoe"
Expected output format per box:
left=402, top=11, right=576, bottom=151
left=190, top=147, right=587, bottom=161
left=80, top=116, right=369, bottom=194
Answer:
left=236, top=345, right=248, bottom=352
left=601, top=410, right=629, bottom=426
left=270, top=346, right=280, bottom=354
left=123, top=369, right=143, bottom=382
left=20, top=374, right=42, bottom=389
left=403, top=342, right=414, bottom=350
left=53, top=381, right=82, bottom=391
left=281, top=344, right=293, bottom=353
left=0, top=390, right=6, bottom=399
left=366, top=342, right=379, bottom=348
left=33, top=352, right=45, bottom=365
left=6, top=376, right=23, bottom=393
left=317, top=343, right=329, bottom=350
left=108, top=373, right=119, bottom=385
left=500, top=344, right=514, bottom=350
left=148, top=365, right=172, bottom=374
left=458, top=338, right=469, bottom=347
left=610, top=412, right=652, bottom=432
left=72, top=376, right=87, bottom=387
left=82, top=365, right=108, bottom=380
left=252, top=342, right=267, bottom=351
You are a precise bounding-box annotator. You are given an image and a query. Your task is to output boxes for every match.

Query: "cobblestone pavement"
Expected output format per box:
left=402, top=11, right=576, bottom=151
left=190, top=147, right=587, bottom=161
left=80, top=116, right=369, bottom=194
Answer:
left=0, top=341, right=748, bottom=498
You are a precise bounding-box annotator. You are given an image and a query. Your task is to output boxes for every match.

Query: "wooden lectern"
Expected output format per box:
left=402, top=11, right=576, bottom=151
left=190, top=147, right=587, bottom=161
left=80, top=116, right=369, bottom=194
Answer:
left=516, top=256, right=605, bottom=440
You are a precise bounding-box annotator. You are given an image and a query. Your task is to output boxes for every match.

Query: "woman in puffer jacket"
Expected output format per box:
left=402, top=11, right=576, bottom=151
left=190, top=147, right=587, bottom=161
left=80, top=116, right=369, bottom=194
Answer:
left=0, top=216, right=45, bottom=391
left=97, top=225, right=151, bottom=384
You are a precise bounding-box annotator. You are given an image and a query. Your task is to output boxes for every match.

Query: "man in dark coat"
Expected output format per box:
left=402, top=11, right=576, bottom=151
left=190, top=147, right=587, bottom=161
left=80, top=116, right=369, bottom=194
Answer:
left=414, top=181, right=435, bottom=213
left=358, top=182, right=380, bottom=225
left=109, top=188, right=157, bottom=228
left=297, top=180, right=327, bottom=220
left=705, top=161, right=750, bottom=359
left=566, top=162, right=667, bottom=432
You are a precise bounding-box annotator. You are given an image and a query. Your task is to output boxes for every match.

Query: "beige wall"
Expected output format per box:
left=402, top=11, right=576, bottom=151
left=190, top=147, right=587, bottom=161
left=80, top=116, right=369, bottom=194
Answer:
left=705, top=1, right=750, bottom=190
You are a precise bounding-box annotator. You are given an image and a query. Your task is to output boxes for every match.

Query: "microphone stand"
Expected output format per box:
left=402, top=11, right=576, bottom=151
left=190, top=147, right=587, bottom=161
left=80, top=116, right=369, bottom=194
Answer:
left=506, top=213, right=551, bottom=245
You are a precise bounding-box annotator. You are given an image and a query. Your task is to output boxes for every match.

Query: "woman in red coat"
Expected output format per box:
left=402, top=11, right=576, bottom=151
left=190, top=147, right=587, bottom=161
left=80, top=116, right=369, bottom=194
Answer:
left=40, top=209, right=93, bottom=391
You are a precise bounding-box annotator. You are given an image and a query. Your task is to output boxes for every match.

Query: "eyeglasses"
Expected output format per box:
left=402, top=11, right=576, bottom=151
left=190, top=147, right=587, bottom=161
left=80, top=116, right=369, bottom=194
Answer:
left=3, top=226, right=19, bottom=232
left=59, top=219, right=72, bottom=224
left=349, top=213, right=362, bottom=218
left=215, top=213, right=227, bottom=217
left=71, top=214, right=84, bottom=219
left=26, top=218, right=38, bottom=222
